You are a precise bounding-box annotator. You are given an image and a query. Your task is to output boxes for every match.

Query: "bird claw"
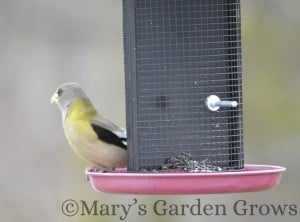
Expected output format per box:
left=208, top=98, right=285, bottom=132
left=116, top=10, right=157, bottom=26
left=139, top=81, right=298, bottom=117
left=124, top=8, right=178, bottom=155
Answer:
left=85, top=166, right=116, bottom=173
left=101, top=167, right=116, bottom=173
left=85, top=166, right=99, bottom=172
left=85, top=166, right=118, bottom=181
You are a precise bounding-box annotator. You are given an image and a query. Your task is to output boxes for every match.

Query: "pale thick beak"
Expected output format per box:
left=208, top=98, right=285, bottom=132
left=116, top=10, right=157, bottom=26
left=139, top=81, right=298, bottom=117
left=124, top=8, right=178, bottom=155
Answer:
left=51, top=92, right=59, bottom=104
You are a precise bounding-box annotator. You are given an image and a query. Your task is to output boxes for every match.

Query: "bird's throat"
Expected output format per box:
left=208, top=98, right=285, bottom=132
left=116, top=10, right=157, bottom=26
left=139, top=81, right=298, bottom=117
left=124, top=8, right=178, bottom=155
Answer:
left=66, top=98, right=97, bottom=121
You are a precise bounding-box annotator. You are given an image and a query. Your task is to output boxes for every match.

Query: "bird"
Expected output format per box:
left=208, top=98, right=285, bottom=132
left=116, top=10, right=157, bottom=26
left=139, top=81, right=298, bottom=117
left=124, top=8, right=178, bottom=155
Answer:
left=51, top=82, right=127, bottom=171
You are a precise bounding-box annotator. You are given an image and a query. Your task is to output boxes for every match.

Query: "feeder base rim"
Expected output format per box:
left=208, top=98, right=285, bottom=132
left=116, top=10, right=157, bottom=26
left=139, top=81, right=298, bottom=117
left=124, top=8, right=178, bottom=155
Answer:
left=85, top=164, right=285, bottom=195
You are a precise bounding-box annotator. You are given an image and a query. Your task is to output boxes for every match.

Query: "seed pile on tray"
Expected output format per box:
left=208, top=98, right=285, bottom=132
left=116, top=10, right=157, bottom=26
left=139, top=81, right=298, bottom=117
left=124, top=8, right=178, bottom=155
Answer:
left=161, top=152, right=223, bottom=172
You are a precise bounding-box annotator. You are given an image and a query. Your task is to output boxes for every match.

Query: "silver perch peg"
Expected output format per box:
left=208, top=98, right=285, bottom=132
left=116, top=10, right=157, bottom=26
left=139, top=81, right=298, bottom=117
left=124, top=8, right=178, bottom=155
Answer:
left=205, top=95, right=238, bottom=111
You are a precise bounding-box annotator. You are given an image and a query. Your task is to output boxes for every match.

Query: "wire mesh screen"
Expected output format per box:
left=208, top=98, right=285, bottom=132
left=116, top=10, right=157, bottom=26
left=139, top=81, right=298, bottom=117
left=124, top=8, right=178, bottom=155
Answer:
left=123, top=0, right=243, bottom=172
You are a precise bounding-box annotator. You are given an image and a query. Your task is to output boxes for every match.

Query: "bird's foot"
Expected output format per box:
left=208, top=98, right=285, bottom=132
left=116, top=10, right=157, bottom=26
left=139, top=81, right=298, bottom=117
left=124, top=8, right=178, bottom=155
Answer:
left=101, top=167, right=116, bottom=173
left=85, top=166, right=118, bottom=181
left=85, top=166, right=116, bottom=173
left=85, top=166, right=101, bottom=172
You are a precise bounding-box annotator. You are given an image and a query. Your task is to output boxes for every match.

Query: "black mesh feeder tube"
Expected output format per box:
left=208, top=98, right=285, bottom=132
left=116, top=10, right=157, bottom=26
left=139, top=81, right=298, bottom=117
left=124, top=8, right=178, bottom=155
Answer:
left=86, top=0, right=285, bottom=194
left=124, top=0, right=243, bottom=172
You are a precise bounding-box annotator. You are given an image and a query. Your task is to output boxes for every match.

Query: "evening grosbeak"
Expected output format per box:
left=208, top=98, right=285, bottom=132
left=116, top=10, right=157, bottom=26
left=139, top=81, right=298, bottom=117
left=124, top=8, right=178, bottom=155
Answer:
left=51, top=82, right=127, bottom=170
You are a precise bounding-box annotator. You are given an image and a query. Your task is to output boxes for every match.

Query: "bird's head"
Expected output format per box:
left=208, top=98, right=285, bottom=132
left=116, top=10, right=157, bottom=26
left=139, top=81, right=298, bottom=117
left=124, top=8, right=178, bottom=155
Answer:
left=51, top=82, right=89, bottom=117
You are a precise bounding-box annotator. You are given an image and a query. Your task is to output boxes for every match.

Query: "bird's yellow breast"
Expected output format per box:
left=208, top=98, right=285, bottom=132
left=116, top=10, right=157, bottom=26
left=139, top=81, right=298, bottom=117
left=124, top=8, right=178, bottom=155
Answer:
left=67, top=98, right=97, bottom=122
left=64, top=98, right=98, bottom=141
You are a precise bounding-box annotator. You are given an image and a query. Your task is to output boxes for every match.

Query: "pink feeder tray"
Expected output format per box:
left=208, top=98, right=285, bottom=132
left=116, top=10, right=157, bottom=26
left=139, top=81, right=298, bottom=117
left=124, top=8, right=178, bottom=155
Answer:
left=85, top=164, right=285, bottom=195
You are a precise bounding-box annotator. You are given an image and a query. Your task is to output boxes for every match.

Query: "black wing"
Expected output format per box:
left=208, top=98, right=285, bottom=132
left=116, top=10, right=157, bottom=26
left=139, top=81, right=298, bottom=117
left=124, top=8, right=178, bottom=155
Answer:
left=91, top=123, right=127, bottom=150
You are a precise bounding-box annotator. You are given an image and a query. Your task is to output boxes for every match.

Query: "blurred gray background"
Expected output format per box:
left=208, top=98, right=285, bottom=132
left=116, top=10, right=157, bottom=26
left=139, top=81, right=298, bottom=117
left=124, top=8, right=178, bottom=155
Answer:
left=0, top=0, right=299, bottom=221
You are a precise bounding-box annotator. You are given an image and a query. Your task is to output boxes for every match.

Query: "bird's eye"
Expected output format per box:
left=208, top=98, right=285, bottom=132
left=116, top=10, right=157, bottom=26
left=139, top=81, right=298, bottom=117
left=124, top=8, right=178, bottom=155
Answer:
left=57, top=88, right=63, bottom=96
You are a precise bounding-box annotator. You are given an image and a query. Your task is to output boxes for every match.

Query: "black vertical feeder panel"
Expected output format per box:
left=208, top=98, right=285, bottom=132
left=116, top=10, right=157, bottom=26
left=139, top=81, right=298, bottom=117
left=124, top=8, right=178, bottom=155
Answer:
left=123, top=0, right=243, bottom=172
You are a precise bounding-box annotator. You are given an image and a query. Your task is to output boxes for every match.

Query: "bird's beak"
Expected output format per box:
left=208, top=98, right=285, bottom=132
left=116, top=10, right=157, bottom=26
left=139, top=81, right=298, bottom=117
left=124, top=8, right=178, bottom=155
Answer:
left=51, top=92, right=59, bottom=104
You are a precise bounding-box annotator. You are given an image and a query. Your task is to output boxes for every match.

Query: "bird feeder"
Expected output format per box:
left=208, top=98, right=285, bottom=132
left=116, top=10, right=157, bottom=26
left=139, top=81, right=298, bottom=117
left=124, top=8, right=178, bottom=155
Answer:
left=86, top=0, right=285, bottom=194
